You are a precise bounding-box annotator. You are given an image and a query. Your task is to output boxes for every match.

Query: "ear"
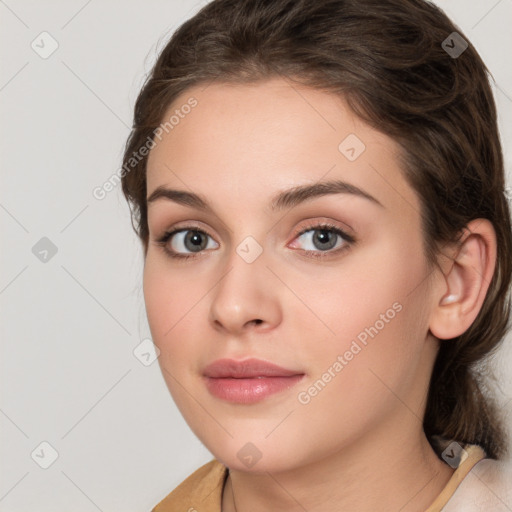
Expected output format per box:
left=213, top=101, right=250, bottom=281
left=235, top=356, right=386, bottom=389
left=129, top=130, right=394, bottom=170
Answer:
left=429, top=219, right=497, bottom=340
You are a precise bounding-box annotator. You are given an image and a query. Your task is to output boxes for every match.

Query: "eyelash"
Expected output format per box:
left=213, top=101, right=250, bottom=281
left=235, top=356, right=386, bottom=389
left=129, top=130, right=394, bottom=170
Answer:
left=154, top=222, right=356, bottom=261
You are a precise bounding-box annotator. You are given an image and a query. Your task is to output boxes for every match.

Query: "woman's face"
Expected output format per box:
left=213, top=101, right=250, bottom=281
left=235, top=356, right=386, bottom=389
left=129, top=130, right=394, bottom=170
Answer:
left=144, top=77, right=441, bottom=472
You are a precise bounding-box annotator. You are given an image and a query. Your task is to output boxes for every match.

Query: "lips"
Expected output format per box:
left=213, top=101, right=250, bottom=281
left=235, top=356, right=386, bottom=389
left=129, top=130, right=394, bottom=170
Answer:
left=202, top=358, right=305, bottom=404
left=203, top=358, right=303, bottom=378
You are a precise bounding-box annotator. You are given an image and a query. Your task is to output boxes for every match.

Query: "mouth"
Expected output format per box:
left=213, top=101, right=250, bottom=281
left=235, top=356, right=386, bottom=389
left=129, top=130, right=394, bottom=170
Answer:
left=203, top=358, right=305, bottom=404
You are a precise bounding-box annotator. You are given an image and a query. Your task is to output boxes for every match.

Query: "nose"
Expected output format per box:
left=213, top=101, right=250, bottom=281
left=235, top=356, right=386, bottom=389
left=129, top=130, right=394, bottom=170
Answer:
left=208, top=245, right=282, bottom=336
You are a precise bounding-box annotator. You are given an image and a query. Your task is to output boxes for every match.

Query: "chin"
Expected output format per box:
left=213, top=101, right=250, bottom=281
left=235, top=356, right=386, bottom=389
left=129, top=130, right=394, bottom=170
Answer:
left=205, top=435, right=309, bottom=475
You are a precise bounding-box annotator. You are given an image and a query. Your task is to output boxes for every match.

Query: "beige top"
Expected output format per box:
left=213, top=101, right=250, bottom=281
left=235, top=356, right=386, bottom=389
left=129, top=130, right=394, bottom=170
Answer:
left=151, top=443, right=507, bottom=511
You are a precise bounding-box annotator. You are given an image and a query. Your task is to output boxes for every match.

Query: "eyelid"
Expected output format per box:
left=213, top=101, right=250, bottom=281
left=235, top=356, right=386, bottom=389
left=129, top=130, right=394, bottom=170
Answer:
left=157, top=220, right=216, bottom=242
left=292, top=219, right=354, bottom=239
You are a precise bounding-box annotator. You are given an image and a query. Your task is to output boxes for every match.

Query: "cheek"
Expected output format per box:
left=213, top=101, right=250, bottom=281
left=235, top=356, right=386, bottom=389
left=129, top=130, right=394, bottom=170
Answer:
left=294, top=235, right=430, bottom=382
left=142, top=255, right=202, bottom=361
left=143, top=257, right=207, bottom=416
left=306, top=237, right=422, bottom=320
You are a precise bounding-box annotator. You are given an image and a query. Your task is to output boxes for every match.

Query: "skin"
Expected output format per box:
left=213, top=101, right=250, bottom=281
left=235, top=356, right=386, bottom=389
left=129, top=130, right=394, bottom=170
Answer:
left=143, top=77, right=496, bottom=511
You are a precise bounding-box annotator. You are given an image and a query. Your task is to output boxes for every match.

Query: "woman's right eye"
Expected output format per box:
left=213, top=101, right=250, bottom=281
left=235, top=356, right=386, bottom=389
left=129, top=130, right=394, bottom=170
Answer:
left=155, top=228, right=219, bottom=260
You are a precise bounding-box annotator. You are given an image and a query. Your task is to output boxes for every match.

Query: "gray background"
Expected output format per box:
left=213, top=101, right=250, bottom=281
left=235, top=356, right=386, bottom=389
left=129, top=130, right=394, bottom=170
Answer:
left=1, top=0, right=511, bottom=510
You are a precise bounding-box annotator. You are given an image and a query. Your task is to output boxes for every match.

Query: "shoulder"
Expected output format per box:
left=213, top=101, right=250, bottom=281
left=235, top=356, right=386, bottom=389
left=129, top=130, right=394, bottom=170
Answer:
left=151, top=458, right=228, bottom=512
left=442, top=456, right=512, bottom=511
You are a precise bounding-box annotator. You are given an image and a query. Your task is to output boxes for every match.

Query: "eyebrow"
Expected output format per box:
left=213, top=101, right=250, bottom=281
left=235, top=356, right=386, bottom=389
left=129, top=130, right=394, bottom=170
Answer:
left=146, top=179, right=384, bottom=212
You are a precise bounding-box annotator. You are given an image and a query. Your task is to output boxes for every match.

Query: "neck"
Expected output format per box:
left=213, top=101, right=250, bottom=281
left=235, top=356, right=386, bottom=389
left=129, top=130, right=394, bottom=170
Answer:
left=222, top=419, right=454, bottom=512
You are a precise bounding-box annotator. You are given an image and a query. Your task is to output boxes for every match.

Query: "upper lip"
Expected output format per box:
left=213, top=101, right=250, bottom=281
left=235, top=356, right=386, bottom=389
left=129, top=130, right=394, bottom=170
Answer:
left=203, top=358, right=304, bottom=378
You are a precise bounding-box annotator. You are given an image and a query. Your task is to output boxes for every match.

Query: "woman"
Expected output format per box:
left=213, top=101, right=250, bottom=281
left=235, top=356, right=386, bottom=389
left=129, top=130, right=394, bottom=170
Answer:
left=121, top=0, right=512, bottom=510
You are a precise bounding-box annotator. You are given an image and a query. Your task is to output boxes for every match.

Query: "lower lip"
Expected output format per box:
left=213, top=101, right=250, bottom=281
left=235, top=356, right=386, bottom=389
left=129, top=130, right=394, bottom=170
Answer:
left=204, top=375, right=305, bottom=404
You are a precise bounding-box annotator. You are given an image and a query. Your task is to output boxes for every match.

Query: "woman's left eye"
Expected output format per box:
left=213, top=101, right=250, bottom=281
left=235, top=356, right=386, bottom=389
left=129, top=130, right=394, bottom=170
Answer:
left=290, top=224, right=355, bottom=257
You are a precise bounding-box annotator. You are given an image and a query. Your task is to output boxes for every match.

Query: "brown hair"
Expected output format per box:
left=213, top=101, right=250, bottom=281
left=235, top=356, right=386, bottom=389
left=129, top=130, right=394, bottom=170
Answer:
left=121, top=0, right=512, bottom=459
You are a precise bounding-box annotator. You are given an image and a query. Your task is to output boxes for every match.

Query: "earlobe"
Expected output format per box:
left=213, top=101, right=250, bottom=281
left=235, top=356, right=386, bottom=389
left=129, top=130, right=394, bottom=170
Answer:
left=429, top=219, right=497, bottom=340
left=439, top=293, right=459, bottom=305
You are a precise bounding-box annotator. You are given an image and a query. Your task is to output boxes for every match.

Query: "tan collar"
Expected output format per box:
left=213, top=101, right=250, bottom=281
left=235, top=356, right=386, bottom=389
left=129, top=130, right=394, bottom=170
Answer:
left=152, top=444, right=487, bottom=512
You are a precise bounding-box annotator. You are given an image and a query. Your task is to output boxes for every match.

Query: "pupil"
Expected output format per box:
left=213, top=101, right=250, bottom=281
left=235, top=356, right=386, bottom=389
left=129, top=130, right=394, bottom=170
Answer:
left=314, top=230, right=336, bottom=250
left=186, top=231, right=206, bottom=252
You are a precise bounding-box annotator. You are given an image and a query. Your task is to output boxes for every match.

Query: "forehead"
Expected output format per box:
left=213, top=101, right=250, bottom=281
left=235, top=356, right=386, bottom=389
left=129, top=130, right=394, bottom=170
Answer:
left=145, top=78, right=420, bottom=217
